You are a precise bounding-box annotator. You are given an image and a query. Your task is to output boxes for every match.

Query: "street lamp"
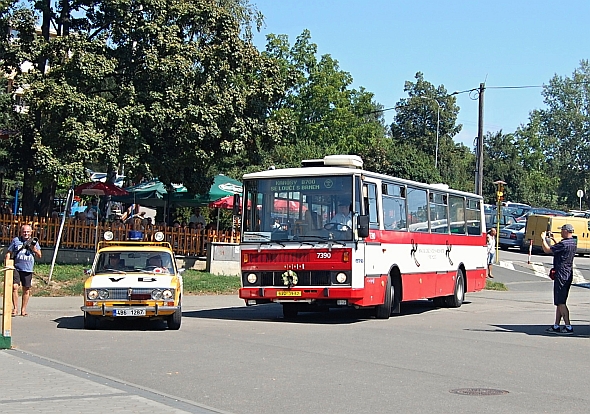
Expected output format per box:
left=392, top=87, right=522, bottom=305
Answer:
left=419, top=96, right=440, bottom=169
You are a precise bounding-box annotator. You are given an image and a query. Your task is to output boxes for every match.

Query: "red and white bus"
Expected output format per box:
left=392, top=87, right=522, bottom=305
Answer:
left=238, top=155, right=487, bottom=318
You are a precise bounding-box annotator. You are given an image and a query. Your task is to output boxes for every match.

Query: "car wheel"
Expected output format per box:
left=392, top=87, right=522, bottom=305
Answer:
left=167, top=302, right=182, bottom=330
left=84, top=312, right=98, bottom=330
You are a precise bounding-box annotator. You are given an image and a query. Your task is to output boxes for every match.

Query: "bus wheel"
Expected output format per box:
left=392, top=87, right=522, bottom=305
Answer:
left=282, top=303, right=298, bottom=319
left=445, top=269, right=465, bottom=308
left=375, top=277, right=392, bottom=319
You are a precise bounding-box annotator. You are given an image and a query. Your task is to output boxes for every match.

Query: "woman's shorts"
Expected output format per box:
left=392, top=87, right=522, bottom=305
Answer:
left=487, top=252, right=495, bottom=265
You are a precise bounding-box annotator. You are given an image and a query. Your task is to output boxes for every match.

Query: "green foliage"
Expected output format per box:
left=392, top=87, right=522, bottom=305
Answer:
left=183, top=269, right=240, bottom=294
left=0, top=0, right=286, bottom=214
left=257, top=30, right=386, bottom=169
left=389, top=72, right=475, bottom=189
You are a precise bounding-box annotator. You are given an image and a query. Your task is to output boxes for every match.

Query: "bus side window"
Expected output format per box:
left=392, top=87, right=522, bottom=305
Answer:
left=365, top=183, right=379, bottom=229
left=407, top=186, right=428, bottom=232
left=466, top=198, right=481, bottom=235
left=382, top=194, right=406, bottom=231
left=449, top=195, right=466, bottom=235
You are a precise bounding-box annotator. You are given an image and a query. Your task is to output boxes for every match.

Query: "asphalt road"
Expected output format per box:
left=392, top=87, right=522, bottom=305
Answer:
left=6, top=249, right=590, bottom=414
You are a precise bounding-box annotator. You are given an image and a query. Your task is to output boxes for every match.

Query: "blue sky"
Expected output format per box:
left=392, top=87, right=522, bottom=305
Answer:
left=251, top=1, right=590, bottom=148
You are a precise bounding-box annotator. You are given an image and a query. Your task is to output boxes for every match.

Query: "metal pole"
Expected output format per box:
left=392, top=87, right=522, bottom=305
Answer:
left=48, top=187, right=74, bottom=283
left=435, top=103, right=440, bottom=169
left=419, top=96, right=441, bottom=169
left=476, top=83, right=485, bottom=195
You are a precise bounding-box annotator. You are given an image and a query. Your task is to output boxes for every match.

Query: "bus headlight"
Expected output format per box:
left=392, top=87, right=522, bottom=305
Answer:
left=336, top=273, right=347, bottom=284
left=247, top=273, right=258, bottom=284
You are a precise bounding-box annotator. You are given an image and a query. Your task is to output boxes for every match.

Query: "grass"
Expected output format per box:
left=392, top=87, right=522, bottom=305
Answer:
left=1, top=264, right=240, bottom=297
left=485, top=280, right=508, bottom=291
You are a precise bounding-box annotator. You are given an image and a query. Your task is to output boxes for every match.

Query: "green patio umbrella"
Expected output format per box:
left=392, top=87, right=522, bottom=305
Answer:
left=168, top=174, right=242, bottom=207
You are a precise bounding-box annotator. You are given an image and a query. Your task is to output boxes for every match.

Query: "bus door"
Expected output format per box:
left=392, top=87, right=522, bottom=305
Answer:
left=362, top=179, right=382, bottom=280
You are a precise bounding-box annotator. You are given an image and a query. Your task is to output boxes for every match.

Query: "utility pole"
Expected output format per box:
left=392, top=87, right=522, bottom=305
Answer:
left=475, top=83, right=485, bottom=195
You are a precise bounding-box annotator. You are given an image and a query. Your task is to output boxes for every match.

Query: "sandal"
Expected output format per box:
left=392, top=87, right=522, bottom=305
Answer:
left=11, top=310, right=17, bottom=317
left=21, top=312, right=28, bottom=317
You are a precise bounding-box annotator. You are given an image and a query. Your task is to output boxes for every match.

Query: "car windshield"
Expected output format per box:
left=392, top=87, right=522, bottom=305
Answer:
left=96, top=251, right=174, bottom=274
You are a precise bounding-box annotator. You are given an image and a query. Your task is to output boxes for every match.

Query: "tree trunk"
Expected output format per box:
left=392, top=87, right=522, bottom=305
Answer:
left=22, top=169, right=35, bottom=217
left=38, top=182, right=56, bottom=217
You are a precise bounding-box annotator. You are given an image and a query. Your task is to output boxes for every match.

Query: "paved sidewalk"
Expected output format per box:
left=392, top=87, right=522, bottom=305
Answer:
left=0, top=350, right=226, bottom=414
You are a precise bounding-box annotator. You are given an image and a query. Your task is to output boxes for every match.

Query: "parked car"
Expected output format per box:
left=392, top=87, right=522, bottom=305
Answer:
left=499, top=222, right=526, bottom=251
left=485, top=213, right=516, bottom=231
left=515, top=207, right=567, bottom=222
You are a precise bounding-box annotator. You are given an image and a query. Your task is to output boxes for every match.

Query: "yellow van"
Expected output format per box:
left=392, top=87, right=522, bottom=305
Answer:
left=523, top=214, right=590, bottom=255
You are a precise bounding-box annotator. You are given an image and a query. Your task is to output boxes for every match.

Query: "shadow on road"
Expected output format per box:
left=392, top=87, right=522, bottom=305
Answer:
left=473, top=324, right=590, bottom=338
left=183, top=299, right=456, bottom=324
left=53, top=315, right=167, bottom=331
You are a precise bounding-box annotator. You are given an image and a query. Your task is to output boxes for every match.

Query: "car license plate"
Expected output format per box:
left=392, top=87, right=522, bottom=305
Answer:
left=500, top=232, right=508, bottom=238
left=277, top=291, right=301, bottom=297
left=113, top=308, right=146, bottom=317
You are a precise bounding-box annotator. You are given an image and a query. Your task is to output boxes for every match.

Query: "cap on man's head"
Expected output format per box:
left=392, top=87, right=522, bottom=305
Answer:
left=561, top=223, right=575, bottom=232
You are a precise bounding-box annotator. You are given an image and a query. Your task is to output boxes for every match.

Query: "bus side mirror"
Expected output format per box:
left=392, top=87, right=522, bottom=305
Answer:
left=357, top=215, right=369, bottom=238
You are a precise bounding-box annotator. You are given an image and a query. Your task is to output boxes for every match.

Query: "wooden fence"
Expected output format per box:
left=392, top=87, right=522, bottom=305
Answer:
left=0, top=215, right=239, bottom=257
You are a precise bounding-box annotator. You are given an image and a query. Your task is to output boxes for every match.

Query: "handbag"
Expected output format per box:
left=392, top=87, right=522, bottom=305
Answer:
left=549, top=268, right=556, bottom=280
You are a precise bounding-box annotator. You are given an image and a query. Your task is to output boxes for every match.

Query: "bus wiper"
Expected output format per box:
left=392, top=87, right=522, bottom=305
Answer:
left=295, top=235, right=346, bottom=246
left=292, top=236, right=315, bottom=246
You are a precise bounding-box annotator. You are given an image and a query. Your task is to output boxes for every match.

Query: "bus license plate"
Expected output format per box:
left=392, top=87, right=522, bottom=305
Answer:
left=113, top=308, right=146, bottom=317
left=277, top=291, right=301, bottom=297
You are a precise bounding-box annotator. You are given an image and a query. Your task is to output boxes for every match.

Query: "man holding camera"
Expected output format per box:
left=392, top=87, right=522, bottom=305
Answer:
left=6, top=224, right=41, bottom=316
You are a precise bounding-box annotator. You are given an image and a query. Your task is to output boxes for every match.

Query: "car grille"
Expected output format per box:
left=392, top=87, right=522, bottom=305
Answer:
left=100, top=288, right=174, bottom=300
left=260, top=271, right=332, bottom=287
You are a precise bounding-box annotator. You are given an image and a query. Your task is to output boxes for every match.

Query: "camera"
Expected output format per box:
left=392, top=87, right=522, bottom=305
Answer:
left=24, top=237, right=38, bottom=250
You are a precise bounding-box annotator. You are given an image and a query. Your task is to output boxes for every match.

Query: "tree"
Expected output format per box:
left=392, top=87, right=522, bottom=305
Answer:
left=390, top=72, right=475, bottom=190
left=253, top=30, right=386, bottom=170
left=0, top=0, right=285, bottom=215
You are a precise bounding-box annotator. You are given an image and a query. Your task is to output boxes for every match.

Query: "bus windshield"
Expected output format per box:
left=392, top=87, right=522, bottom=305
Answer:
left=242, top=175, right=357, bottom=242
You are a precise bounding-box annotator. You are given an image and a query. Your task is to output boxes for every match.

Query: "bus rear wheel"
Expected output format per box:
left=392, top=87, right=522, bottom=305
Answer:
left=375, top=277, right=393, bottom=319
left=445, top=269, right=465, bottom=308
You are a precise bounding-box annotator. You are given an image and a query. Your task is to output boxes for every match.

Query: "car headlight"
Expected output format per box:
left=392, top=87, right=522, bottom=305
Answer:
left=162, top=289, right=173, bottom=299
left=98, top=289, right=109, bottom=300
left=151, top=289, right=163, bottom=300
left=87, top=289, right=98, bottom=300
left=336, top=272, right=347, bottom=284
left=247, top=273, right=257, bottom=284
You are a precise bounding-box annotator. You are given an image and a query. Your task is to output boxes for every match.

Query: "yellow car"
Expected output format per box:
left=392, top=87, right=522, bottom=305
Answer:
left=81, top=231, right=183, bottom=330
